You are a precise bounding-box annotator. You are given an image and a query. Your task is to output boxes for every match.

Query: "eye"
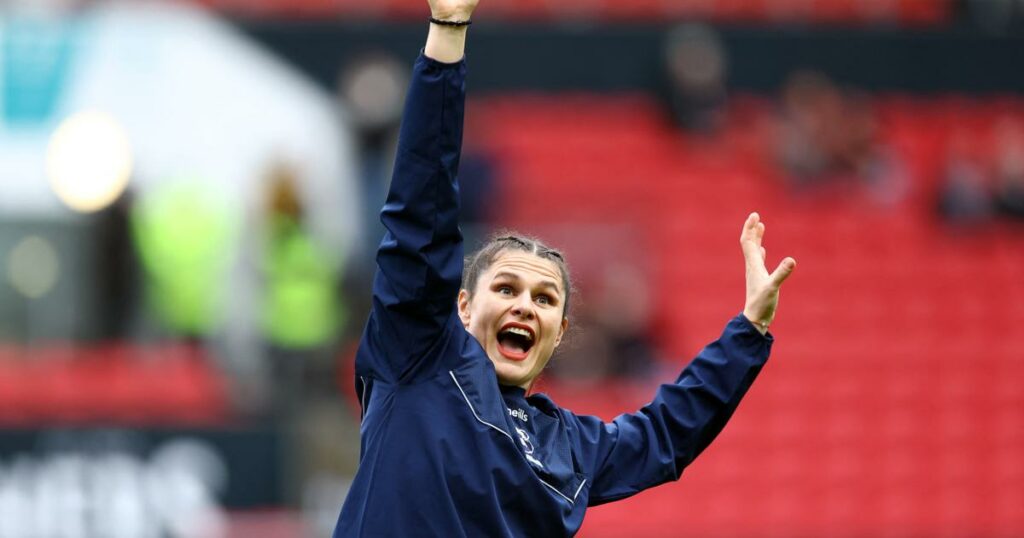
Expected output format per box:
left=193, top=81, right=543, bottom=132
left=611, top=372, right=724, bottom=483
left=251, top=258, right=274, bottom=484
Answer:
left=497, top=285, right=514, bottom=296
left=535, top=294, right=553, bottom=306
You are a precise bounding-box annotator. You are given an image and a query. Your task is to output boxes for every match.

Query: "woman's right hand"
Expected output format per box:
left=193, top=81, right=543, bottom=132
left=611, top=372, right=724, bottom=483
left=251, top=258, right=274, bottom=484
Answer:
left=429, top=0, right=479, bottom=21
left=425, top=0, right=478, bottom=62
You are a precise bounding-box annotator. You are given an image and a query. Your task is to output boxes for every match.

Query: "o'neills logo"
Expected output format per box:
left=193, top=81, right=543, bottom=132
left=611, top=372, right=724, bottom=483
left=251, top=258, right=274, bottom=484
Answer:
left=508, top=407, right=528, bottom=423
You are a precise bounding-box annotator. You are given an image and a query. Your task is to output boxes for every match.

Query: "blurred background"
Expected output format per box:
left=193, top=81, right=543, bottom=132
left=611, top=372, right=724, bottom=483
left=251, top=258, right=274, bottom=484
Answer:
left=0, top=0, right=1022, bottom=536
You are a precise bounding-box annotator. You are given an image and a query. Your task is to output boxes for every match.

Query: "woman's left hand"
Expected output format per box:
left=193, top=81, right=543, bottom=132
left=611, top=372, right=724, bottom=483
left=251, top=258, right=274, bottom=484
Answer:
left=740, top=212, right=796, bottom=334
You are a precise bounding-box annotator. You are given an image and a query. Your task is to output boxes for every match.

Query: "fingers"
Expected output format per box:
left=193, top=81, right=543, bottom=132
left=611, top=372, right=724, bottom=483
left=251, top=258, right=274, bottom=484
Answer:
left=741, top=212, right=759, bottom=237
left=740, top=213, right=765, bottom=243
left=740, top=212, right=763, bottom=261
left=769, top=257, right=797, bottom=288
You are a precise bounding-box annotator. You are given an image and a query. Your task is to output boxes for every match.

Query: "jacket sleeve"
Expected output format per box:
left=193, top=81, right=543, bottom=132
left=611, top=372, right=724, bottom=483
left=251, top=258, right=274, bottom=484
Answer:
left=355, top=53, right=468, bottom=384
left=568, top=314, right=773, bottom=506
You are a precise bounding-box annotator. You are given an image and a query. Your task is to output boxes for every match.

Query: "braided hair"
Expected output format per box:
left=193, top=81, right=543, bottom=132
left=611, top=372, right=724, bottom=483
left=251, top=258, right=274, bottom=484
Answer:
left=462, top=232, right=572, bottom=318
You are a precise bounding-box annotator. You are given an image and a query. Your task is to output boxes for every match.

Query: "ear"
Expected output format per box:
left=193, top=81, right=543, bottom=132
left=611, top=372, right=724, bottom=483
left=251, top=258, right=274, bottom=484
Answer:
left=457, top=289, right=472, bottom=328
left=553, top=317, right=569, bottom=348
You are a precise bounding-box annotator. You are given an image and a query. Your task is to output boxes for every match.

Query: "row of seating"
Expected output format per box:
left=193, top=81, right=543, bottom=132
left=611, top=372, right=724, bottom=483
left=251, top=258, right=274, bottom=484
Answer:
left=0, top=344, right=227, bottom=425
left=480, top=98, right=1024, bottom=246
left=480, top=91, right=1024, bottom=537
left=196, top=0, right=952, bottom=24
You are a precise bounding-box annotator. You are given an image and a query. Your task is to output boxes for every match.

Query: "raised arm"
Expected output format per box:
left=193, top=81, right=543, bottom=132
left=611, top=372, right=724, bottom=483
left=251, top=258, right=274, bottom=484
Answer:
left=571, top=314, right=771, bottom=505
left=357, top=1, right=480, bottom=383
left=572, top=214, right=796, bottom=504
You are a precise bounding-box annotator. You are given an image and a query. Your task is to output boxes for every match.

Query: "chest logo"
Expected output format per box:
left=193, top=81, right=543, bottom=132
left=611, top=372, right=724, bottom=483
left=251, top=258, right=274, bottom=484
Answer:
left=515, top=427, right=534, bottom=454
left=508, top=407, right=529, bottom=423
left=515, top=427, right=545, bottom=470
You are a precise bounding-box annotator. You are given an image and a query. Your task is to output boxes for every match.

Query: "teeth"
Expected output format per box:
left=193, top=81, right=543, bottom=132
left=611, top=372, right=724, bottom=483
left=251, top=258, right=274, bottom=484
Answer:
left=502, top=327, right=533, bottom=341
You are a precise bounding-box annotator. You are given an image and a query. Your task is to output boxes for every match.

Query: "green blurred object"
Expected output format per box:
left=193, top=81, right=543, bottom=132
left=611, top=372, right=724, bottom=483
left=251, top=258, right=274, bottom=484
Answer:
left=131, top=180, right=237, bottom=337
left=261, top=215, right=342, bottom=349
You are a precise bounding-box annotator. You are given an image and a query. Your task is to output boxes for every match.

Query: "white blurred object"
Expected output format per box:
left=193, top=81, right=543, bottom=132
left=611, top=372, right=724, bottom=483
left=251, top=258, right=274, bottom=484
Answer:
left=0, top=440, right=231, bottom=538
left=337, top=53, right=408, bottom=133
left=46, top=109, right=132, bottom=212
left=302, top=473, right=352, bottom=538
left=3, top=0, right=81, bottom=16
left=0, top=1, right=361, bottom=369
left=0, top=1, right=361, bottom=258
left=148, top=439, right=229, bottom=538
left=6, top=235, right=60, bottom=299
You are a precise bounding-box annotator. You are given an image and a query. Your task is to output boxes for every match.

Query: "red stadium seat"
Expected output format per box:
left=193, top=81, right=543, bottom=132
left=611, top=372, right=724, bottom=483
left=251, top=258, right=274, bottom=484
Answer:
left=481, top=90, right=1024, bottom=537
left=192, top=0, right=956, bottom=25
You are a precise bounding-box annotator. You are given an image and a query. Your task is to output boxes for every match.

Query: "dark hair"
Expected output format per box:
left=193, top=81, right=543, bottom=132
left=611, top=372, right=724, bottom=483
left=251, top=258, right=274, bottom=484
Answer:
left=462, top=232, right=572, bottom=318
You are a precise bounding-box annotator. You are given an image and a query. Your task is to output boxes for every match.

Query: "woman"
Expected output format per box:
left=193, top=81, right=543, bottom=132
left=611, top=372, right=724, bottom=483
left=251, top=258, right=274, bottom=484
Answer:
left=334, top=1, right=797, bottom=536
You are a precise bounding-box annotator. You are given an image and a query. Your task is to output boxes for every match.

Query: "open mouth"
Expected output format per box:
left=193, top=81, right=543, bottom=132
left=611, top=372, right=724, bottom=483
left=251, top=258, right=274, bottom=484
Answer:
left=497, top=324, right=535, bottom=361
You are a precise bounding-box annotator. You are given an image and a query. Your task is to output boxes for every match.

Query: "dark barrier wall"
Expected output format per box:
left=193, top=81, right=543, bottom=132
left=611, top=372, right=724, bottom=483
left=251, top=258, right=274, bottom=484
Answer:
left=0, top=427, right=283, bottom=536
left=0, top=427, right=282, bottom=502
left=237, top=22, right=1024, bottom=94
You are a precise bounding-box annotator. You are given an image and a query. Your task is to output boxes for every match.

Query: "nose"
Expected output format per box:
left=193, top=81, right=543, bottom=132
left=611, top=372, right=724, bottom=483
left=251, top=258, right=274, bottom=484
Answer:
left=510, top=296, right=535, bottom=320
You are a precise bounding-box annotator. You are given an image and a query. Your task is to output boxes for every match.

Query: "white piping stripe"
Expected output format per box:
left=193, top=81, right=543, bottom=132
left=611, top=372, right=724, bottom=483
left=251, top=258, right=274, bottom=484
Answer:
left=572, top=479, right=587, bottom=501
left=541, top=480, right=575, bottom=504
left=360, top=376, right=369, bottom=417
left=448, top=371, right=579, bottom=506
left=449, top=371, right=513, bottom=441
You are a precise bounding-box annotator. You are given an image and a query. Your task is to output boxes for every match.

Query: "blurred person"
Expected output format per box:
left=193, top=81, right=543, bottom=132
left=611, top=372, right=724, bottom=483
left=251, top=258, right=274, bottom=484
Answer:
left=844, top=93, right=910, bottom=206
left=776, top=71, right=908, bottom=204
left=776, top=70, right=845, bottom=183
left=958, top=0, right=1024, bottom=31
left=334, top=2, right=797, bottom=536
left=548, top=263, right=658, bottom=384
left=336, top=51, right=409, bottom=274
left=260, top=161, right=346, bottom=414
left=455, top=109, right=499, bottom=247
left=937, top=130, right=994, bottom=229
left=937, top=160, right=992, bottom=226
left=92, top=187, right=142, bottom=340
left=993, top=120, right=1024, bottom=219
left=589, top=262, right=659, bottom=379
left=131, top=179, right=237, bottom=342
left=337, top=50, right=498, bottom=265
left=660, top=23, right=728, bottom=135
left=937, top=130, right=991, bottom=230
left=544, top=310, right=616, bottom=385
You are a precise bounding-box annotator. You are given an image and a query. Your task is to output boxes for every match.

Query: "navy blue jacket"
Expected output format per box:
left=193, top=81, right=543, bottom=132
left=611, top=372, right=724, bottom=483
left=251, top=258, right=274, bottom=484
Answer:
left=333, top=53, right=774, bottom=538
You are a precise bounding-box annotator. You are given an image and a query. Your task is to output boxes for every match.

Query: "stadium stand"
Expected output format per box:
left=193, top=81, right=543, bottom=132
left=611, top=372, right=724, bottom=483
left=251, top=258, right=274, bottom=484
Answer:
left=192, top=0, right=952, bottom=25
left=0, top=344, right=228, bottom=426
left=475, top=92, right=1024, bottom=537
left=1, top=84, right=1018, bottom=535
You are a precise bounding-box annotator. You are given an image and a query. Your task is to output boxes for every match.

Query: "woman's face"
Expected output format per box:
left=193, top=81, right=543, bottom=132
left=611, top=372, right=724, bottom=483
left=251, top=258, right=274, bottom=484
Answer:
left=458, top=250, right=569, bottom=389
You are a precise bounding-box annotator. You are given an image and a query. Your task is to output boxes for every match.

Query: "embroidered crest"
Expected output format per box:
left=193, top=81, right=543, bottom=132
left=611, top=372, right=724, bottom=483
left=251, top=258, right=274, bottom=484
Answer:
left=516, top=427, right=545, bottom=470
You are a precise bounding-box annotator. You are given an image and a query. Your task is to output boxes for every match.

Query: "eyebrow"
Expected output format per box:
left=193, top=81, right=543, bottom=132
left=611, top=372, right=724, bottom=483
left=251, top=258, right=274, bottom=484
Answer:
left=492, top=272, right=561, bottom=295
